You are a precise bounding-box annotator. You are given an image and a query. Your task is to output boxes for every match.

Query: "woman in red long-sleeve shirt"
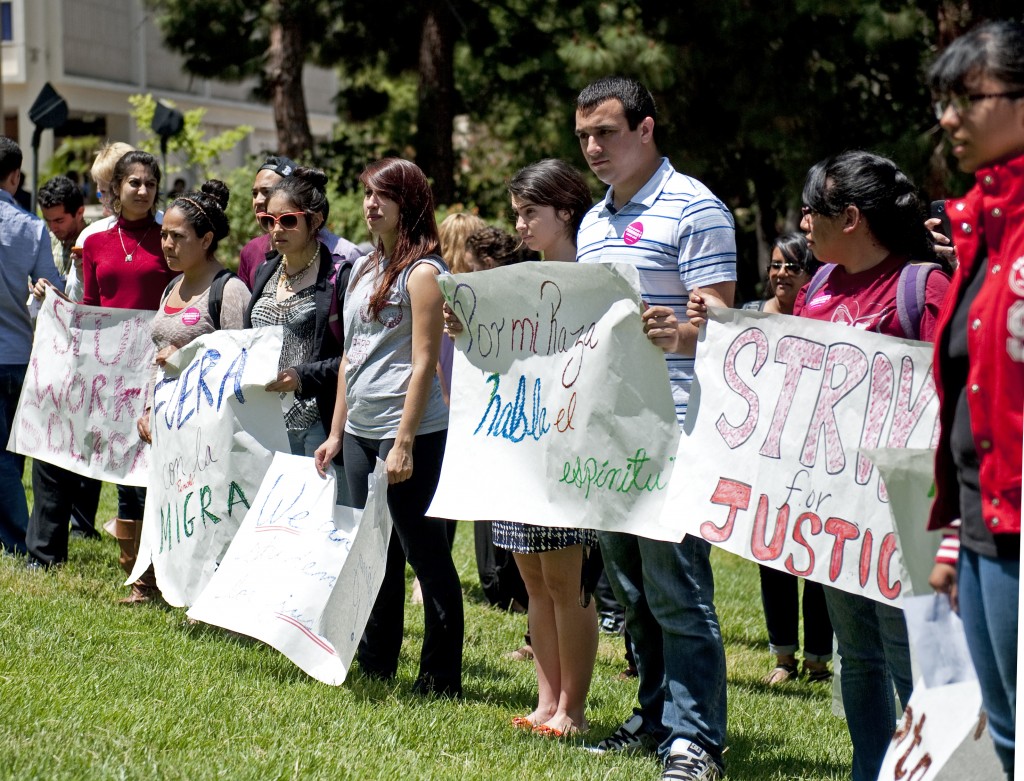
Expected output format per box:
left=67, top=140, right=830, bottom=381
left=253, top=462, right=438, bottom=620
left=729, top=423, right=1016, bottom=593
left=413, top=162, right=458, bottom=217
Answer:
left=82, top=150, right=174, bottom=604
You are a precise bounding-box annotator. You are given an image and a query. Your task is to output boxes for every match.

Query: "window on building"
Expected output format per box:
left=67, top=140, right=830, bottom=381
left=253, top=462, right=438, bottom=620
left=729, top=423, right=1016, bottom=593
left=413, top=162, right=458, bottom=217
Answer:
left=1, top=2, right=12, bottom=42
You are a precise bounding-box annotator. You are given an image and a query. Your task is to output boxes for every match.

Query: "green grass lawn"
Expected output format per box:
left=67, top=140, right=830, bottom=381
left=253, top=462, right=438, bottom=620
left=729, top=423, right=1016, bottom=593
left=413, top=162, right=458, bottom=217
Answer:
left=0, top=474, right=852, bottom=780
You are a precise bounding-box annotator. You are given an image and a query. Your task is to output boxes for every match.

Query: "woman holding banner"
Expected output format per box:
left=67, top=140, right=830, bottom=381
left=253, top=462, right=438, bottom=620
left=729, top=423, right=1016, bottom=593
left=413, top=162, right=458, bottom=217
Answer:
left=137, top=180, right=248, bottom=441
left=692, top=150, right=949, bottom=781
left=82, top=150, right=175, bottom=604
left=314, top=157, right=463, bottom=698
left=488, top=159, right=600, bottom=737
left=926, top=20, right=1024, bottom=779
left=742, top=233, right=833, bottom=685
left=245, top=168, right=354, bottom=506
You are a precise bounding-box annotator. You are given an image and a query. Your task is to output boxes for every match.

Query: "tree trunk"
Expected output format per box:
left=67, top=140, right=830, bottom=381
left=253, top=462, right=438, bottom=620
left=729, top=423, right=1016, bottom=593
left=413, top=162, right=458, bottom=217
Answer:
left=265, top=1, right=314, bottom=159
left=416, top=0, right=455, bottom=204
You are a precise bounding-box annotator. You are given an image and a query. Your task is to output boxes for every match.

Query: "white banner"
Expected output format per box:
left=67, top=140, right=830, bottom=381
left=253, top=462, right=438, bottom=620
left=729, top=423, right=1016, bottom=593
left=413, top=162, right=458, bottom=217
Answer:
left=428, top=262, right=680, bottom=540
left=130, top=327, right=289, bottom=606
left=187, top=454, right=392, bottom=685
left=666, top=307, right=939, bottom=603
left=9, top=295, right=154, bottom=485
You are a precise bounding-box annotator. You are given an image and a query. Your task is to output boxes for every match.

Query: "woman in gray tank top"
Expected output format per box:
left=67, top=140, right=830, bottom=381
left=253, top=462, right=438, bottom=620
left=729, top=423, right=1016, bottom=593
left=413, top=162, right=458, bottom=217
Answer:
left=314, top=157, right=463, bottom=697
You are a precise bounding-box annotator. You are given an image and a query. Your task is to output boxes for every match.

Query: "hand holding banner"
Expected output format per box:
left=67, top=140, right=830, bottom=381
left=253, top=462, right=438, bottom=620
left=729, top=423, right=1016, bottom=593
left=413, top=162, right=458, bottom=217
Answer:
left=428, top=262, right=680, bottom=540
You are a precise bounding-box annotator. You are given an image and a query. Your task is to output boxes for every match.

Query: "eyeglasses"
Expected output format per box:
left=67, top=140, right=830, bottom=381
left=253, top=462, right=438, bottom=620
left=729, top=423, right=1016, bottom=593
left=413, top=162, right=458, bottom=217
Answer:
left=770, top=261, right=804, bottom=273
left=933, top=89, right=1024, bottom=120
left=256, top=211, right=305, bottom=231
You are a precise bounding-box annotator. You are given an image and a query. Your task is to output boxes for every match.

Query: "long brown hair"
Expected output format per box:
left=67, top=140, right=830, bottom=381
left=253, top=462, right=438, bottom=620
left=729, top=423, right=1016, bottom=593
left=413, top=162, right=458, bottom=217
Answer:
left=358, top=158, right=440, bottom=318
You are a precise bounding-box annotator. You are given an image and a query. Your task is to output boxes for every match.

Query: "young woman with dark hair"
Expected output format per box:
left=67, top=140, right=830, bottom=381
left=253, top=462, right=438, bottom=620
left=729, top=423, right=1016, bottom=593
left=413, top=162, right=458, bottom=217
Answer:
left=927, top=20, right=1024, bottom=779
left=81, top=149, right=175, bottom=604
left=693, top=150, right=951, bottom=781
left=245, top=167, right=353, bottom=507
left=315, top=157, right=463, bottom=697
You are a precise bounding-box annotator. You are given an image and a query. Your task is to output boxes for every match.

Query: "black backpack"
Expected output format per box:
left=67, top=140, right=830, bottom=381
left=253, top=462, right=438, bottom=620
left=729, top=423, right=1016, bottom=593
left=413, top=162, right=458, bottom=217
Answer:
left=161, top=268, right=237, bottom=330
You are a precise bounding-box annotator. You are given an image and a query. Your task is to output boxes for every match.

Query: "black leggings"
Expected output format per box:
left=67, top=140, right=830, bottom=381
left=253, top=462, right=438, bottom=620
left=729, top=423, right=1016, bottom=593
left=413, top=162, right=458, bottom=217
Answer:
left=344, top=429, right=463, bottom=692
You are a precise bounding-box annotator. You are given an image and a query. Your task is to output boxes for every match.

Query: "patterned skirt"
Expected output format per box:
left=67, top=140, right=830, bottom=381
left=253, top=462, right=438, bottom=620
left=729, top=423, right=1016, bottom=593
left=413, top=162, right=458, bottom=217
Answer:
left=491, top=521, right=597, bottom=554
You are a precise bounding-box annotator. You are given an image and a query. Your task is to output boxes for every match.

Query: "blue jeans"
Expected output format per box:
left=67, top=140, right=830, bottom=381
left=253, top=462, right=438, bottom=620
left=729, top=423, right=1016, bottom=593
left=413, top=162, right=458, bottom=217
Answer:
left=0, top=364, right=28, bottom=555
left=958, top=547, right=1018, bottom=776
left=598, top=531, right=727, bottom=766
left=823, top=587, right=913, bottom=781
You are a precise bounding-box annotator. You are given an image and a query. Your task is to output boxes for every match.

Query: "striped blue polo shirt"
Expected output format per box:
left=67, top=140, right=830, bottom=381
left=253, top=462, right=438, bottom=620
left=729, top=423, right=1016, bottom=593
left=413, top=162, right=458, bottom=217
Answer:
left=576, top=157, right=736, bottom=422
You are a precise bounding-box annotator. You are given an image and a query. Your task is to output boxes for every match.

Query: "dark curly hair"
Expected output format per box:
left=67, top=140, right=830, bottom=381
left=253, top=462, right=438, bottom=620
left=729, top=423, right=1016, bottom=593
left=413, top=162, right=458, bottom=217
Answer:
left=167, top=180, right=231, bottom=256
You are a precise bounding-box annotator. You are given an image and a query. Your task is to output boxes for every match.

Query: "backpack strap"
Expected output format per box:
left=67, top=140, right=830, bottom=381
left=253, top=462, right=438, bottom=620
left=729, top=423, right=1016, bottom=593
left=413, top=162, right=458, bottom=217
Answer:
left=802, top=263, right=837, bottom=307
left=207, top=268, right=236, bottom=330
left=327, top=259, right=354, bottom=345
left=896, top=262, right=941, bottom=341
left=161, top=274, right=182, bottom=306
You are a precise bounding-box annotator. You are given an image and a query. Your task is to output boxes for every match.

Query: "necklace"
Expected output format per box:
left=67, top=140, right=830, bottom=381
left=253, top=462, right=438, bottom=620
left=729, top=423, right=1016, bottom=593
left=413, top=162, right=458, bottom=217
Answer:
left=118, top=223, right=155, bottom=263
left=278, top=241, right=319, bottom=291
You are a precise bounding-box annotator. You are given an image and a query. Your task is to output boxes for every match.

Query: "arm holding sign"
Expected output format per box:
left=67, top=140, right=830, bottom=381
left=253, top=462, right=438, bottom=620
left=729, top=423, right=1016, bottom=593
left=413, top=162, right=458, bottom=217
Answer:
left=676, top=282, right=734, bottom=350
left=386, top=262, right=445, bottom=484
left=314, top=354, right=349, bottom=478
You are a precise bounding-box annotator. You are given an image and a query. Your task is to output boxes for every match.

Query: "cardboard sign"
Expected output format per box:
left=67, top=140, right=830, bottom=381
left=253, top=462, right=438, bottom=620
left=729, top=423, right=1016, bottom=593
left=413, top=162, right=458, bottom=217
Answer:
left=187, top=454, right=392, bottom=685
left=428, top=262, right=680, bottom=540
left=130, top=327, right=289, bottom=606
left=667, top=307, right=939, bottom=603
left=10, top=295, right=154, bottom=485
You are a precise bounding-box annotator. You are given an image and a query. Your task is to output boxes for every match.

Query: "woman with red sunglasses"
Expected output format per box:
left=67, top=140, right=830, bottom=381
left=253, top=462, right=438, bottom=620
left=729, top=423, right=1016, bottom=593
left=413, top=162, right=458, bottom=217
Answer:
left=244, top=168, right=354, bottom=505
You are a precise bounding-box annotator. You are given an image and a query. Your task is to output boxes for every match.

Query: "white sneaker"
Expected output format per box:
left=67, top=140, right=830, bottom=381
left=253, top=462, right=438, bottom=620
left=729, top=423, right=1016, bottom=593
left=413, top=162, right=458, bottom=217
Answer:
left=661, top=738, right=722, bottom=780
left=585, top=713, right=656, bottom=755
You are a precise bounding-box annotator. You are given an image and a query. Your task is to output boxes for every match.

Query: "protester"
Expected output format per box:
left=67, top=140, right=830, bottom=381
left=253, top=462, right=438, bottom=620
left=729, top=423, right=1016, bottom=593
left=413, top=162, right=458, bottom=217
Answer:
left=496, top=158, right=598, bottom=737
left=926, top=20, right=1024, bottom=780
left=693, top=150, right=950, bottom=781
left=314, top=157, right=463, bottom=697
left=237, top=156, right=360, bottom=290
left=0, top=137, right=61, bottom=557
left=244, top=167, right=354, bottom=509
left=741, top=233, right=833, bottom=685
left=68, top=142, right=137, bottom=301
left=574, top=77, right=735, bottom=781
left=82, top=149, right=175, bottom=604
left=137, top=180, right=249, bottom=444
left=24, top=176, right=105, bottom=568
left=438, top=211, right=487, bottom=274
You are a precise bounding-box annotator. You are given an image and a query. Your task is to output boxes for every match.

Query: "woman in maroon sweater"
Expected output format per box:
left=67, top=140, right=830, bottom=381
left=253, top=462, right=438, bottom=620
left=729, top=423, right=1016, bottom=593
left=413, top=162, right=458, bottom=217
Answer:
left=82, top=150, right=174, bottom=604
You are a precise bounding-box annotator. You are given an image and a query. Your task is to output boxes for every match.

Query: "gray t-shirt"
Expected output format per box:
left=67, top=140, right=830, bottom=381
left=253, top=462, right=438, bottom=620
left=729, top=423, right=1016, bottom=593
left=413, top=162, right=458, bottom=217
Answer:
left=343, top=253, right=448, bottom=439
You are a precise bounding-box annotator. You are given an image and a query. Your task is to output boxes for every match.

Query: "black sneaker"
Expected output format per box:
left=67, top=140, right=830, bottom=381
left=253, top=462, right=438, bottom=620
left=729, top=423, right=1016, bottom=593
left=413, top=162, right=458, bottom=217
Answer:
left=584, top=714, right=656, bottom=754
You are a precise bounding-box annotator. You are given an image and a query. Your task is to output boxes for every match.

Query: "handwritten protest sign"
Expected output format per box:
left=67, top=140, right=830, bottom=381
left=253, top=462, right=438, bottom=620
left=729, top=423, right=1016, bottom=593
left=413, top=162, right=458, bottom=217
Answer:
left=9, top=295, right=154, bottom=485
left=188, top=454, right=392, bottom=685
left=666, top=307, right=939, bottom=604
left=428, top=262, right=680, bottom=540
left=130, top=327, right=289, bottom=607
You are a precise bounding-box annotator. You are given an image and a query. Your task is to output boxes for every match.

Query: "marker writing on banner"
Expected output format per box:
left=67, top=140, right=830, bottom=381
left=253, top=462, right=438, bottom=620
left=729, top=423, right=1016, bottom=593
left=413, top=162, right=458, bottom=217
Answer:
left=559, top=448, right=672, bottom=499
left=700, top=475, right=901, bottom=599
left=253, top=473, right=311, bottom=531
left=446, top=277, right=600, bottom=389
left=715, top=327, right=937, bottom=492
left=17, top=409, right=147, bottom=475
left=159, top=480, right=250, bottom=553
left=153, top=347, right=248, bottom=432
left=162, top=428, right=219, bottom=491
left=50, top=297, right=153, bottom=371
left=474, top=373, right=551, bottom=442
left=890, top=705, right=933, bottom=780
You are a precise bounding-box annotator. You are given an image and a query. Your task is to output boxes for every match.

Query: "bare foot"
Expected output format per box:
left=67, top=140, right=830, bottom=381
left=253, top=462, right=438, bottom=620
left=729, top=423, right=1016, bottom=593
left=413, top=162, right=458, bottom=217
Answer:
left=535, top=715, right=588, bottom=737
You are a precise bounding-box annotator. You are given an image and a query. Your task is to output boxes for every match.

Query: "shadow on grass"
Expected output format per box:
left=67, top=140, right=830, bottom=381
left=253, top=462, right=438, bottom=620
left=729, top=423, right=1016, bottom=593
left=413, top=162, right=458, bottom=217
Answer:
left=724, top=731, right=847, bottom=780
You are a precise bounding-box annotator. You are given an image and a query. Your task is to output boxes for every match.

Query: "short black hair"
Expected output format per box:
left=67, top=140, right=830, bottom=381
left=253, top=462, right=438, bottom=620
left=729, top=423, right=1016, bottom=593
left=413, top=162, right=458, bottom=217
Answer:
left=37, top=175, right=84, bottom=214
left=928, top=19, right=1024, bottom=95
left=0, top=137, right=23, bottom=181
left=576, top=76, right=656, bottom=130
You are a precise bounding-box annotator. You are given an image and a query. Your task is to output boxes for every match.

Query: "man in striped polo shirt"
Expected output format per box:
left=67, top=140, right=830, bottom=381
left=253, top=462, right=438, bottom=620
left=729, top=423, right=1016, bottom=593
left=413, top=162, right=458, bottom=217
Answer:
left=576, top=77, right=735, bottom=781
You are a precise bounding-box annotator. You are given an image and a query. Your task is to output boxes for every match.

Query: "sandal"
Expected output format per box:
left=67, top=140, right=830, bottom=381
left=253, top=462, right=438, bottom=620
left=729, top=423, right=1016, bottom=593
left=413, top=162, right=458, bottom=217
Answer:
left=532, top=721, right=587, bottom=738
left=511, top=716, right=535, bottom=730
left=762, top=661, right=799, bottom=685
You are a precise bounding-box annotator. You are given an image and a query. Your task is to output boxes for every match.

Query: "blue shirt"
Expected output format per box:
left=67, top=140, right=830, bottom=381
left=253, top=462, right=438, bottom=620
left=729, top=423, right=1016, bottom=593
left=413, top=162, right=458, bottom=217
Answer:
left=0, top=190, right=61, bottom=364
left=576, top=158, right=736, bottom=422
